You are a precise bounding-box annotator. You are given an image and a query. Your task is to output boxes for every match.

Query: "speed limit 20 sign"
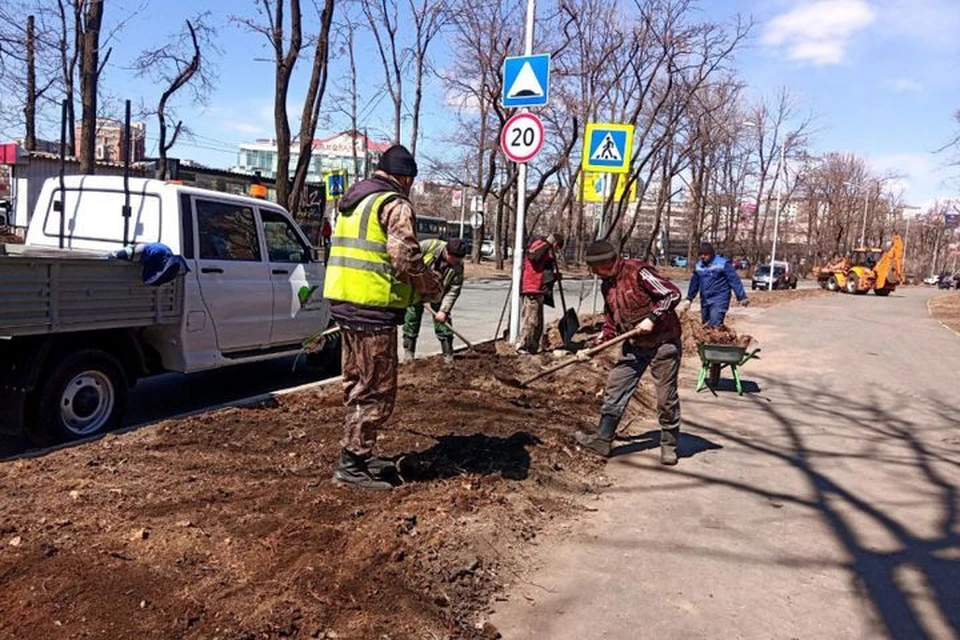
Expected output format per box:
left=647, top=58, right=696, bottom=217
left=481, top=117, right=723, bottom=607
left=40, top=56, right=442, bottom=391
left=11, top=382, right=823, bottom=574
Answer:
left=500, top=112, right=545, bottom=163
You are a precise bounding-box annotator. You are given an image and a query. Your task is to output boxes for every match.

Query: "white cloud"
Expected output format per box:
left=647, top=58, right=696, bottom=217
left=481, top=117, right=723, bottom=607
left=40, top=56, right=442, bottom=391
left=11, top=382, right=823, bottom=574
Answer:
left=885, top=78, right=923, bottom=92
left=763, top=0, right=877, bottom=65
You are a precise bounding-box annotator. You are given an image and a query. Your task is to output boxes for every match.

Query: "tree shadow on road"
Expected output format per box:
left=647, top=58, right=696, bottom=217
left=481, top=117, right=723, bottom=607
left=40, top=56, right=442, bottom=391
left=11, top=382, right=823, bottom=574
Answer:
left=621, top=379, right=960, bottom=638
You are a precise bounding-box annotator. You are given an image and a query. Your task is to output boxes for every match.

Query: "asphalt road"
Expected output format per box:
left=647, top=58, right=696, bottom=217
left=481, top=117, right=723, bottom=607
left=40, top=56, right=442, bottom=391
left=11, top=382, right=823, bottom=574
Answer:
left=491, top=286, right=960, bottom=639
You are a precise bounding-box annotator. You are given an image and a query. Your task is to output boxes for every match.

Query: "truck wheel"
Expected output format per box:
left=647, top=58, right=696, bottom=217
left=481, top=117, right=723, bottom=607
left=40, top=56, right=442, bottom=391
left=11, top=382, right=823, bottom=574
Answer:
left=845, top=274, right=859, bottom=294
left=32, top=349, right=128, bottom=445
left=874, top=288, right=891, bottom=297
left=791, top=281, right=798, bottom=290
left=827, top=276, right=839, bottom=292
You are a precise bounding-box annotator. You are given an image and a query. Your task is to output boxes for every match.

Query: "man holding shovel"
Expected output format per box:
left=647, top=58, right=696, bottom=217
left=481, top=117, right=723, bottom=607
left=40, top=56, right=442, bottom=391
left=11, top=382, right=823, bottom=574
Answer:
left=402, top=238, right=468, bottom=364
left=574, top=240, right=684, bottom=465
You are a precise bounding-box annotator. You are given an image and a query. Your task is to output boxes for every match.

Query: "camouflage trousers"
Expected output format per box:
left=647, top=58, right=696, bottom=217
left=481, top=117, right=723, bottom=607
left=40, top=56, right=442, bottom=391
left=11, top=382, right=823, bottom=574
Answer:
left=340, top=326, right=398, bottom=457
left=403, top=302, right=454, bottom=341
left=517, top=294, right=544, bottom=353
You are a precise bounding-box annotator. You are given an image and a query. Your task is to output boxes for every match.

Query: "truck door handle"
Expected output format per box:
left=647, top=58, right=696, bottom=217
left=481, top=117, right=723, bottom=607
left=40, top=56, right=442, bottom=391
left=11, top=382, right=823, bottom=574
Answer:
left=272, top=268, right=289, bottom=275
left=201, top=267, right=224, bottom=274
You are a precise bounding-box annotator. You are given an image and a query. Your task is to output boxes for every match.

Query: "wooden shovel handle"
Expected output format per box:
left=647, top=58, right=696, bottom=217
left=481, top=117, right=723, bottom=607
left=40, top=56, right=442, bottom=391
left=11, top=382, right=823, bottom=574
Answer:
left=519, top=324, right=646, bottom=386
left=424, top=305, right=474, bottom=348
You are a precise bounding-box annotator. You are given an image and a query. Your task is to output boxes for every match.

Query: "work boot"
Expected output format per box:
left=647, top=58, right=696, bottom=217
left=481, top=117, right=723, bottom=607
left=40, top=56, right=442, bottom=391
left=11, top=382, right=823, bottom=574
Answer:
left=660, top=428, right=680, bottom=466
left=332, top=449, right=395, bottom=491
left=574, top=415, right=619, bottom=458
left=402, top=336, right=417, bottom=363
left=439, top=337, right=455, bottom=364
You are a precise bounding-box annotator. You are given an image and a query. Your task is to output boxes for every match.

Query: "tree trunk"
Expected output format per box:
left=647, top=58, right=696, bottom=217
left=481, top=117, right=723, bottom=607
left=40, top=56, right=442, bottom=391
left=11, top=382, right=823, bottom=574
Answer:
left=24, top=15, right=37, bottom=152
left=289, top=0, right=334, bottom=214
left=78, top=0, right=104, bottom=174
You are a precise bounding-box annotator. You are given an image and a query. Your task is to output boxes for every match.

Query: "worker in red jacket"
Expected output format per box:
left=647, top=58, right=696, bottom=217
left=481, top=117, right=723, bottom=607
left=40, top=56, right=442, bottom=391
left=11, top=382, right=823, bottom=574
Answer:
left=517, top=232, right=565, bottom=354
left=574, top=240, right=683, bottom=465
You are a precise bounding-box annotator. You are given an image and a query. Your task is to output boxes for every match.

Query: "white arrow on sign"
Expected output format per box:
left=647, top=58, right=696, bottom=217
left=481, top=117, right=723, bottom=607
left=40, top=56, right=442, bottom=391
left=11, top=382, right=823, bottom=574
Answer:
left=500, top=112, right=545, bottom=164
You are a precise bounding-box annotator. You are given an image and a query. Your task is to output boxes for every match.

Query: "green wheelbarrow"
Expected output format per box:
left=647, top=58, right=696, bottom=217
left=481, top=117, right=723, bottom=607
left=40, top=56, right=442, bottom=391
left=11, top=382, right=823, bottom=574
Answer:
left=695, top=343, right=761, bottom=395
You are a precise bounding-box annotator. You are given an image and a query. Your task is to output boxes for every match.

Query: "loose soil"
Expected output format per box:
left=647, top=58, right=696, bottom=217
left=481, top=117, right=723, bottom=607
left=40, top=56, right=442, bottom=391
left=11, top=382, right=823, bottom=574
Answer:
left=744, top=287, right=826, bottom=307
left=0, top=327, right=638, bottom=640
left=0, top=233, right=24, bottom=245
left=929, top=292, right=960, bottom=335
left=0, top=293, right=802, bottom=639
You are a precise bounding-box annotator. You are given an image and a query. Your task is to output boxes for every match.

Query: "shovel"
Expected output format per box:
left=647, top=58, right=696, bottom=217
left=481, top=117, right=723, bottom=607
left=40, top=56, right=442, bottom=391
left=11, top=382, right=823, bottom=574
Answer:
left=424, top=305, right=474, bottom=348
left=556, top=277, right=580, bottom=347
left=494, top=324, right=646, bottom=389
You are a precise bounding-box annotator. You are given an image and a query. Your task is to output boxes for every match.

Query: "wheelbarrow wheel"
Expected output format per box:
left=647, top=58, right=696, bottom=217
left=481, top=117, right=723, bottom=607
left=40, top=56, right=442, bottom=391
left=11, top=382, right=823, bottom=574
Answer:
left=708, top=363, right=721, bottom=387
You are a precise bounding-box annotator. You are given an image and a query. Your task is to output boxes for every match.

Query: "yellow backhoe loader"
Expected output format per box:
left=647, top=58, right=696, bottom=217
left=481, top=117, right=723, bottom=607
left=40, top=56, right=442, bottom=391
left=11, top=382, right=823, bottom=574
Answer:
left=813, top=234, right=904, bottom=296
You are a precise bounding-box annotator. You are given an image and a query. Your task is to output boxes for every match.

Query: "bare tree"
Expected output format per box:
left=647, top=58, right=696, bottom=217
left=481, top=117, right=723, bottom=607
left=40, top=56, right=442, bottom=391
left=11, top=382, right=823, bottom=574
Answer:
left=133, top=16, right=217, bottom=179
left=407, top=0, right=449, bottom=155
left=77, top=0, right=105, bottom=173
left=362, top=0, right=403, bottom=143
left=236, top=0, right=337, bottom=213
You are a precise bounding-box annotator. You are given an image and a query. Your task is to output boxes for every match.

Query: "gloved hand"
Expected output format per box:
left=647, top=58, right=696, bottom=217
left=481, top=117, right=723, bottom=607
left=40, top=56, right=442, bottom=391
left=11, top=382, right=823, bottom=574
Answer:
left=575, top=350, right=591, bottom=362
left=677, top=299, right=692, bottom=315
left=636, top=317, right=655, bottom=334
left=738, top=297, right=750, bottom=307
left=434, top=310, right=448, bottom=324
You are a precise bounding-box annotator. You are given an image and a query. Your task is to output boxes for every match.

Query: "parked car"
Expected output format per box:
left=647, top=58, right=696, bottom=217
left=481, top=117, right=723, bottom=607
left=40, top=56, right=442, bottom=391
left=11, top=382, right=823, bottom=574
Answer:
left=670, top=255, right=688, bottom=268
left=751, top=261, right=798, bottom=290
left=938, top=274, right=956, bottom=290
left=480, top=238, right=495, bottom=258
left=733, top=258, right=751, bottom=270
left=923, top=275, right=941, bottom=285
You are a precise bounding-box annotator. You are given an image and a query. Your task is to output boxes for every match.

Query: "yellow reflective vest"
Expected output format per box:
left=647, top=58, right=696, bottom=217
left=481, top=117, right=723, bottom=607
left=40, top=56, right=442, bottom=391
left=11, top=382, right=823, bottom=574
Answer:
left=323, top=192, right=416, bottom=308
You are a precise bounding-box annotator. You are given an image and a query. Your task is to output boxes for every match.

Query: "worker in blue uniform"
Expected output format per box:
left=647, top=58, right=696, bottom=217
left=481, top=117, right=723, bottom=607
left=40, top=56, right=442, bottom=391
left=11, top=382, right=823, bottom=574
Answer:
left=677, top=243, right=748, bottom=327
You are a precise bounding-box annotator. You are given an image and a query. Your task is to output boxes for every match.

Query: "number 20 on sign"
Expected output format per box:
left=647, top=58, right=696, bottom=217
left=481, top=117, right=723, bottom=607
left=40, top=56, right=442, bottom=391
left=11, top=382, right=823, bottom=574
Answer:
left=500, top=112, right=545, bottom=164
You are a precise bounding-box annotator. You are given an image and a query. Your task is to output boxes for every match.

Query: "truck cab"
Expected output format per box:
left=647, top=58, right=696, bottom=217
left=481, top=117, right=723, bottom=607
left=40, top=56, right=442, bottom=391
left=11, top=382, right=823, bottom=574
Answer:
left=1, top=175, right=333, bottom=444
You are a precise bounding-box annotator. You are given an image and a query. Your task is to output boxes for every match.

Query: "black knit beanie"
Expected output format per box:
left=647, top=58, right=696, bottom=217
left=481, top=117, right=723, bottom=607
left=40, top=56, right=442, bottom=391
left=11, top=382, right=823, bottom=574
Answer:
left=446, top=238, right=468, bottom=257
left=584, top=241, right=618, bottom=265
left=377, top=145, right=418, bottom=177
left=698, top=242, right=715, bottom=256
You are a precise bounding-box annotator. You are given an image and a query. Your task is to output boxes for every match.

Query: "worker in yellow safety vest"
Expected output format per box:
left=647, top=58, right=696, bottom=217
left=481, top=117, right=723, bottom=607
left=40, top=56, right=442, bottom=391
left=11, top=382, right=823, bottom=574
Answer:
left=323, top=144, right=441, bottom=491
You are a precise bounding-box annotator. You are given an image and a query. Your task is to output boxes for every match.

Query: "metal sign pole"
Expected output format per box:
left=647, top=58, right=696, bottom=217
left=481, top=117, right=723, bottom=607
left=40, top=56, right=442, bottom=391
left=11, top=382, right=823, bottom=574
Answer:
left=508, top=0, right=536, bottom=344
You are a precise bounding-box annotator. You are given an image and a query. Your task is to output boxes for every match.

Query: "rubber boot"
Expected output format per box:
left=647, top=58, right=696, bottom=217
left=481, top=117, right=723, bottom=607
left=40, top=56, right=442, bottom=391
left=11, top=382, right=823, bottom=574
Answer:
left=574, top=415, right=619, bottom=458
left=660, top=428, right=680, bottom=466
left=332, top=449, right=395, bottom=491
left=439, top=337, right=455, bottom=364
left=402, top=336, right=417, bottom=363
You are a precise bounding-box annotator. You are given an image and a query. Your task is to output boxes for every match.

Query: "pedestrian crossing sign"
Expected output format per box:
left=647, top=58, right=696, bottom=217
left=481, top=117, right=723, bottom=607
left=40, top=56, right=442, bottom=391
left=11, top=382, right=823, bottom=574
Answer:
left=502, top=54, right=550, bottom=108
left=582, top=123, right=634, bottom=173
left=324, top=170, right=348, bottom=200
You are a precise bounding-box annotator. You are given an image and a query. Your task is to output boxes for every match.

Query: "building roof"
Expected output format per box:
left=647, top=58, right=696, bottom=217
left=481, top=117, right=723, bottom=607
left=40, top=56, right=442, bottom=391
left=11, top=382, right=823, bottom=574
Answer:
left=0, top=143, right=149, bottom=171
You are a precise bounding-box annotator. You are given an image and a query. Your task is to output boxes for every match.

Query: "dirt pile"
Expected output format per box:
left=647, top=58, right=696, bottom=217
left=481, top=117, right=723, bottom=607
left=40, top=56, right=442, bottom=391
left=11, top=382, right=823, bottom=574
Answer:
left=0, top=233, right=23, bottom=245
left=0, top=341, right=629, bottom=639
left=746, top=287, right=825, bottom=307
left=929, top=292, right=960, bottom=335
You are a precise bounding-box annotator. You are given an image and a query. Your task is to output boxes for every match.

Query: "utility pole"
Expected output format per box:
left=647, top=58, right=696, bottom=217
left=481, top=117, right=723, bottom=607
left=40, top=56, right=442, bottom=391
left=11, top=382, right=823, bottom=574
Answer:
left=769, top=140, right=785, bottom=287
left=508, top=0, right=536, bottom=344
left=859, top=189, right=870, bottom=247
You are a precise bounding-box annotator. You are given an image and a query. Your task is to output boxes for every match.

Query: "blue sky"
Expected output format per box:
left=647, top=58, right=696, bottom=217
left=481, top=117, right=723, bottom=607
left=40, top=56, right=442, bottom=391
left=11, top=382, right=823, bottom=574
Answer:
left=88, top=0, right=959, bottom=206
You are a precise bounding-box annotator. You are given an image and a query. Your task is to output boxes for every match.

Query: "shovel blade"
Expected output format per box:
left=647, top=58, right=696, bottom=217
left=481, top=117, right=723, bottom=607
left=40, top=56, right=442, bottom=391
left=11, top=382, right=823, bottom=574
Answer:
left=558, top=308, right=580, bottom=345
left=493, top=370, right=527, bottom=389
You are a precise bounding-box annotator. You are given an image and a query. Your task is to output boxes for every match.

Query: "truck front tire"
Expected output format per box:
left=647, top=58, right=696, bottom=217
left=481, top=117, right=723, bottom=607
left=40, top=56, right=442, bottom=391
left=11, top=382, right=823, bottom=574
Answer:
left=31, top=349, right=128, bottom=446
